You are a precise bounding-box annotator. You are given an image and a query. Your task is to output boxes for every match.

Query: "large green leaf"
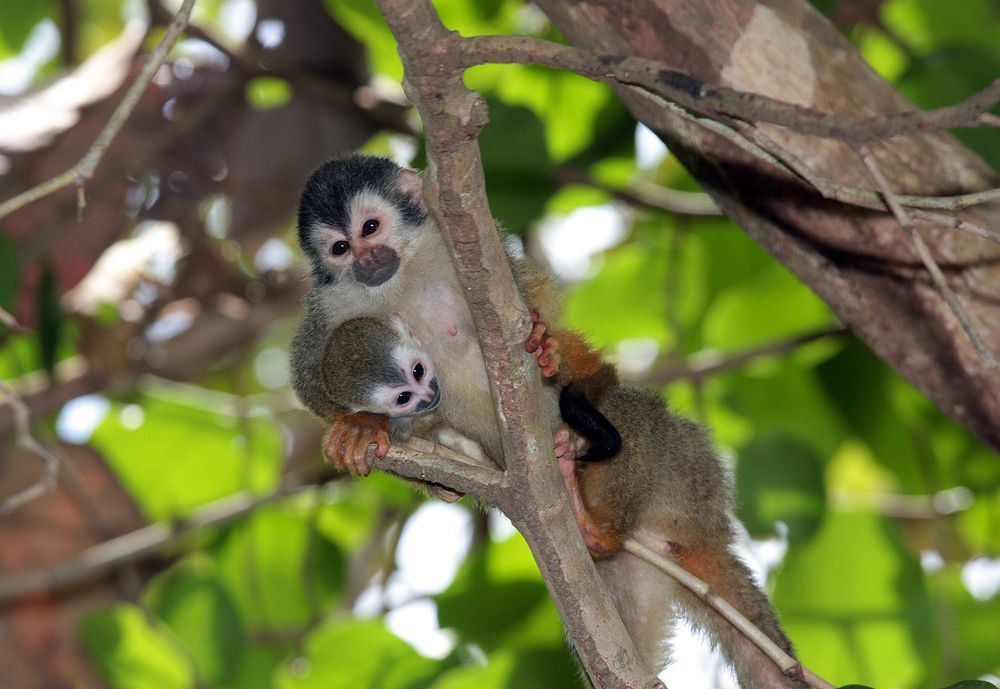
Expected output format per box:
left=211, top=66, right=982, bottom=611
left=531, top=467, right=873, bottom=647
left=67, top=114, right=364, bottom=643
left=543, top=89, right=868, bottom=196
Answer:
left=213, top=503, right=345, bottom=629
left=90, top=395, right=282, bottom=520
left=80, top=604, right=196, bottom=689
left=774, top=511, right=933, bottom=688
left=0, top=0, right=50, bottom=57
left=146, top=558, right=247, bottom=686
left=274, top=619, right=441, bottom=689
left=736, top=434, right=826, bottom=545
left=479, top=101, right=554, bottom=233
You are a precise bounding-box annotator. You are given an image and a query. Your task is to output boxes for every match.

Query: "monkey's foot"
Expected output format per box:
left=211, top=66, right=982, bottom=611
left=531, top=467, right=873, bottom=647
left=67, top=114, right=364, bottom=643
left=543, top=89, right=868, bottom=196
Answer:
left=555, top=435, right=621, bottom=557
left=324, top=412, right=390, bottom=476
left=553, top=426, right=587, bottom=461
left=525, top=307, right=561, bottom=378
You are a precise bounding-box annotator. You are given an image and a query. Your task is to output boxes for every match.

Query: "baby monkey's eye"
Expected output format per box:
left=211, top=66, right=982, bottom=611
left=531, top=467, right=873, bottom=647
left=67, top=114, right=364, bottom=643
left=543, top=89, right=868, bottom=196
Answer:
left=361, top=219, right=380, bottom=236
left=396, top=391, right=412, bottom=406
left=331, top=240, right=350, bottom=256
left=412, top=363, right=424, bottom=381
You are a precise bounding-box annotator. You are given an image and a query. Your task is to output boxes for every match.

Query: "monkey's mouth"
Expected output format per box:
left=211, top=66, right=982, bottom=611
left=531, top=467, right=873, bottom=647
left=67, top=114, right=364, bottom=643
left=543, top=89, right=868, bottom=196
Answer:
left=415, top=378, right=441, bottom=413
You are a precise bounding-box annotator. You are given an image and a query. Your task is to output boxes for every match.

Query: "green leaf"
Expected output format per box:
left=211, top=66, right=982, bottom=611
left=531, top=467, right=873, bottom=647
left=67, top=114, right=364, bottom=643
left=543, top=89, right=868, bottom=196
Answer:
left=479, top=101, right=554, bottom=233
left=80, top=604, right=196, bottom=689
left=0, top=232, right=17, bottom=318
left=701, top=263, right=834, bottom=353
left=773, top=511, right=933, bottom=688
left=0, top=0, right=50, bottom=56
left=429, top=648, right=579, bottom=689
left=213, top=503, right=345, bottom=629
left=90, top=395, right=282, bottom=520
left=564, top=233, right=672, bottom=348
left=928, top=569, right=1000, bottom=678
left=736, top=434, right=826, bottom=544
left=146, top=559, right=247, bottom=685
left=275, top=619, right=441, bottom=689
left=35, top=258, right=62, bottom=374
left=323, top=0, right=402, bottom=80
left=245, top=77, right=294, bottom=111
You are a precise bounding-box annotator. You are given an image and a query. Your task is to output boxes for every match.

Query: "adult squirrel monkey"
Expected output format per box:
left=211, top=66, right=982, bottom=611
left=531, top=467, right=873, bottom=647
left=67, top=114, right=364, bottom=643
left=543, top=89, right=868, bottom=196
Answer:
left=289, top=153, right=601, bottom=472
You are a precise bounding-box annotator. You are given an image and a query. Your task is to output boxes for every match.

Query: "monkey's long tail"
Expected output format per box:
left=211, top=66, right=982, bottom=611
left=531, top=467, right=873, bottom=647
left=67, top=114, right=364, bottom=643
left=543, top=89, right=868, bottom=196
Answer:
left=668, top=544, right=808, bottom=689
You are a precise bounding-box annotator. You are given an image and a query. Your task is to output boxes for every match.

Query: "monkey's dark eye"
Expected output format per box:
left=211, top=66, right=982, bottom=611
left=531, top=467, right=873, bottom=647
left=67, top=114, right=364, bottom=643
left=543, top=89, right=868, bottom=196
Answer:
left=331, top=240, right=350, bottom=256
left=412, top=363, right=424, bottom=381
left=396, top=391, right=412, bottom=406
left=361, top=218, right=380, bottom=236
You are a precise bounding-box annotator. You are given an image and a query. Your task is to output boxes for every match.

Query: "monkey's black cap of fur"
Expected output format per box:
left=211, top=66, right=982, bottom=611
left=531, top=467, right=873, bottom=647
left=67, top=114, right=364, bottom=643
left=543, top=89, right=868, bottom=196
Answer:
left=297, top=154, right=426, bottom=265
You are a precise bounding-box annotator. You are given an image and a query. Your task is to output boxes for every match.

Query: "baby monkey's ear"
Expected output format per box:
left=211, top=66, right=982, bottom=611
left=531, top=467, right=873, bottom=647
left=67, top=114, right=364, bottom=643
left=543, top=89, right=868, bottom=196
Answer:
left=396, top=168, right=425, bottom=209
left=390, top=312, right=423, bottom=346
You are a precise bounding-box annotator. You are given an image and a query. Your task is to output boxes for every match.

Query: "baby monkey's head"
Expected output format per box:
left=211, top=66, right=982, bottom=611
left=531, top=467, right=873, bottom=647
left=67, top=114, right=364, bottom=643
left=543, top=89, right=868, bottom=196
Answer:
left=322, top=315, right=440, bottom=418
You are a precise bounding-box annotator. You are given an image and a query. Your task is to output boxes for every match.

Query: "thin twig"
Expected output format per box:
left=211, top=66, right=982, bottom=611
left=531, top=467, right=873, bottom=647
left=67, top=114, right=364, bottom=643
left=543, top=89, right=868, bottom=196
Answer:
left=0, top=0, right=197, bottom=221
left=0, top=480, right=315, bottom=604
left=857, top=146, right=997, bottom=368
left=0, top=307, right=32, bottom=333
left=623, top=537, right=837, bottom=689
left=641, top=326, right=850, bottom=386
left=454, top=35, right=1000, bottom=143
left=0, top=379, right=61, bottom=516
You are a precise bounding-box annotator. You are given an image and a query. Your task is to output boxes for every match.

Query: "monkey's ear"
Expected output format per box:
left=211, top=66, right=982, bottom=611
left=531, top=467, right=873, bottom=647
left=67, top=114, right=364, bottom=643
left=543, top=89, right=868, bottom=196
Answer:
left=396, top=168, right=426, bottom=209
left=390, top=311, right=422, bottom=346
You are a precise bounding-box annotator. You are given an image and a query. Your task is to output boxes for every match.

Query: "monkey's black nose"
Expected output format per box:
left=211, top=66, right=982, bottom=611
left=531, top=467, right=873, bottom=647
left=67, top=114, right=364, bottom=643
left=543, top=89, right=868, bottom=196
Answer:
left=416, top=378, right=441, bottom=413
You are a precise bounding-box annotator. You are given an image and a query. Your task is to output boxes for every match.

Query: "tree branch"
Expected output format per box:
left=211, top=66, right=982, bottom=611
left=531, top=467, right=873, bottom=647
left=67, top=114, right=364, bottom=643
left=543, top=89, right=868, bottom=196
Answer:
left=0, top=378, right=61, bottom=516
left=454, top=34, right=1000, bottom=143
left=0, top=0, right=197, bottom=221
left=856, top=146, right=998, bottom=368
left=0, top=479, right=315, bottom=605
left=372, top=3, right=663, bottom=687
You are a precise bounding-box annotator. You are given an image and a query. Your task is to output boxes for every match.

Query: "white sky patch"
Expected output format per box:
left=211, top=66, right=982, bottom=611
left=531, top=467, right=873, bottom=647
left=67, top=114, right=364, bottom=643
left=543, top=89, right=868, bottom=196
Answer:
left=145, top=310, right=195, bottom=342
left=635, top=123, right=669, bottom=170
left=56, top=395, right=111, bottom=444
left=255, top=19, right=286, bottom=49
left=254, top=238, right=294, bottom=273
left=254, top=347, right=290, bottom=390
left=0, top=20, right=60, bottom=95
left=613, top=337, right=660, bottom=376
left=661, top=618, right=739, bottom=689
left=489, top=509, right=517, bottom=542
left=961, top=557, right=1000, bottom=601
left=219, top=0, right=257, bottom=43
left=538, top=205, right=627, bottom=281
left=385, top=599, right=457, bottom=659
left=920, top=550, right=945, bottom=573
left=396, top=502, right=473, bottom=595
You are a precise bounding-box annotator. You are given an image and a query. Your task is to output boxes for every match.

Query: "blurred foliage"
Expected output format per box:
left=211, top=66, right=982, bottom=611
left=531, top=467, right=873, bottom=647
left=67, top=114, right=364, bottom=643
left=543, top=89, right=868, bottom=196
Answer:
left=1, top=1, right=998, bottom=689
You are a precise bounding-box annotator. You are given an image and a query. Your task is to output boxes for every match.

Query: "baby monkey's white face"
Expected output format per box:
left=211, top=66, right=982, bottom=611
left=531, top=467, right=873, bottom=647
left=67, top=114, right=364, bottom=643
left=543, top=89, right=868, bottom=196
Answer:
left=368, top=341, right=441, bottom=418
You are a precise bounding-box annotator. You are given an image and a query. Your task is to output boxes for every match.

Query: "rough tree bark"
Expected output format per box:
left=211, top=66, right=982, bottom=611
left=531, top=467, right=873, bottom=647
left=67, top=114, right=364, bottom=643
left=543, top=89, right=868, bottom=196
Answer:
left=536, top=0, right=1000, bottom=453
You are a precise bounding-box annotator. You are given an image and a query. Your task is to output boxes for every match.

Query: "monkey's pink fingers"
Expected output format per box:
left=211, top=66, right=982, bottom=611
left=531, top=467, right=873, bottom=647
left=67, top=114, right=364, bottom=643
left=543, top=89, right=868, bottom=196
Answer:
left=524, top=320, right=547, bottom=353
left=537, top=337, right=561, bottom=377
left=371, top=430, right=390, bottom=459
left=343, top=429, right=372, bottom=476
left=322, top=428, right=349, bottom=470
left=530, top=307, right=541, bottom=323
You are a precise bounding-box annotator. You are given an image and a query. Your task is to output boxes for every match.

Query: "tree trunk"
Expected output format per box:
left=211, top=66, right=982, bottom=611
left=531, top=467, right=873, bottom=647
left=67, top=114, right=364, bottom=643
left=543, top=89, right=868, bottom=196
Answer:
left=537, top=0, right=1000, bottom=452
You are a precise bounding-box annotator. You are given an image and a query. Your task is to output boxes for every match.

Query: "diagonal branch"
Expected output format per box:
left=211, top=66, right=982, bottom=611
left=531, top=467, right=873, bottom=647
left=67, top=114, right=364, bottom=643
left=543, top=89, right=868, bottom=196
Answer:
left=856, top=146, right=998, bottom=368
left=454, top=34, right=1000, bottom=143
left=373, top=3, right=663, bottom=687
left=0, top=0, right=196, bottom=222
left=0, top=378, right=61, bottom=516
